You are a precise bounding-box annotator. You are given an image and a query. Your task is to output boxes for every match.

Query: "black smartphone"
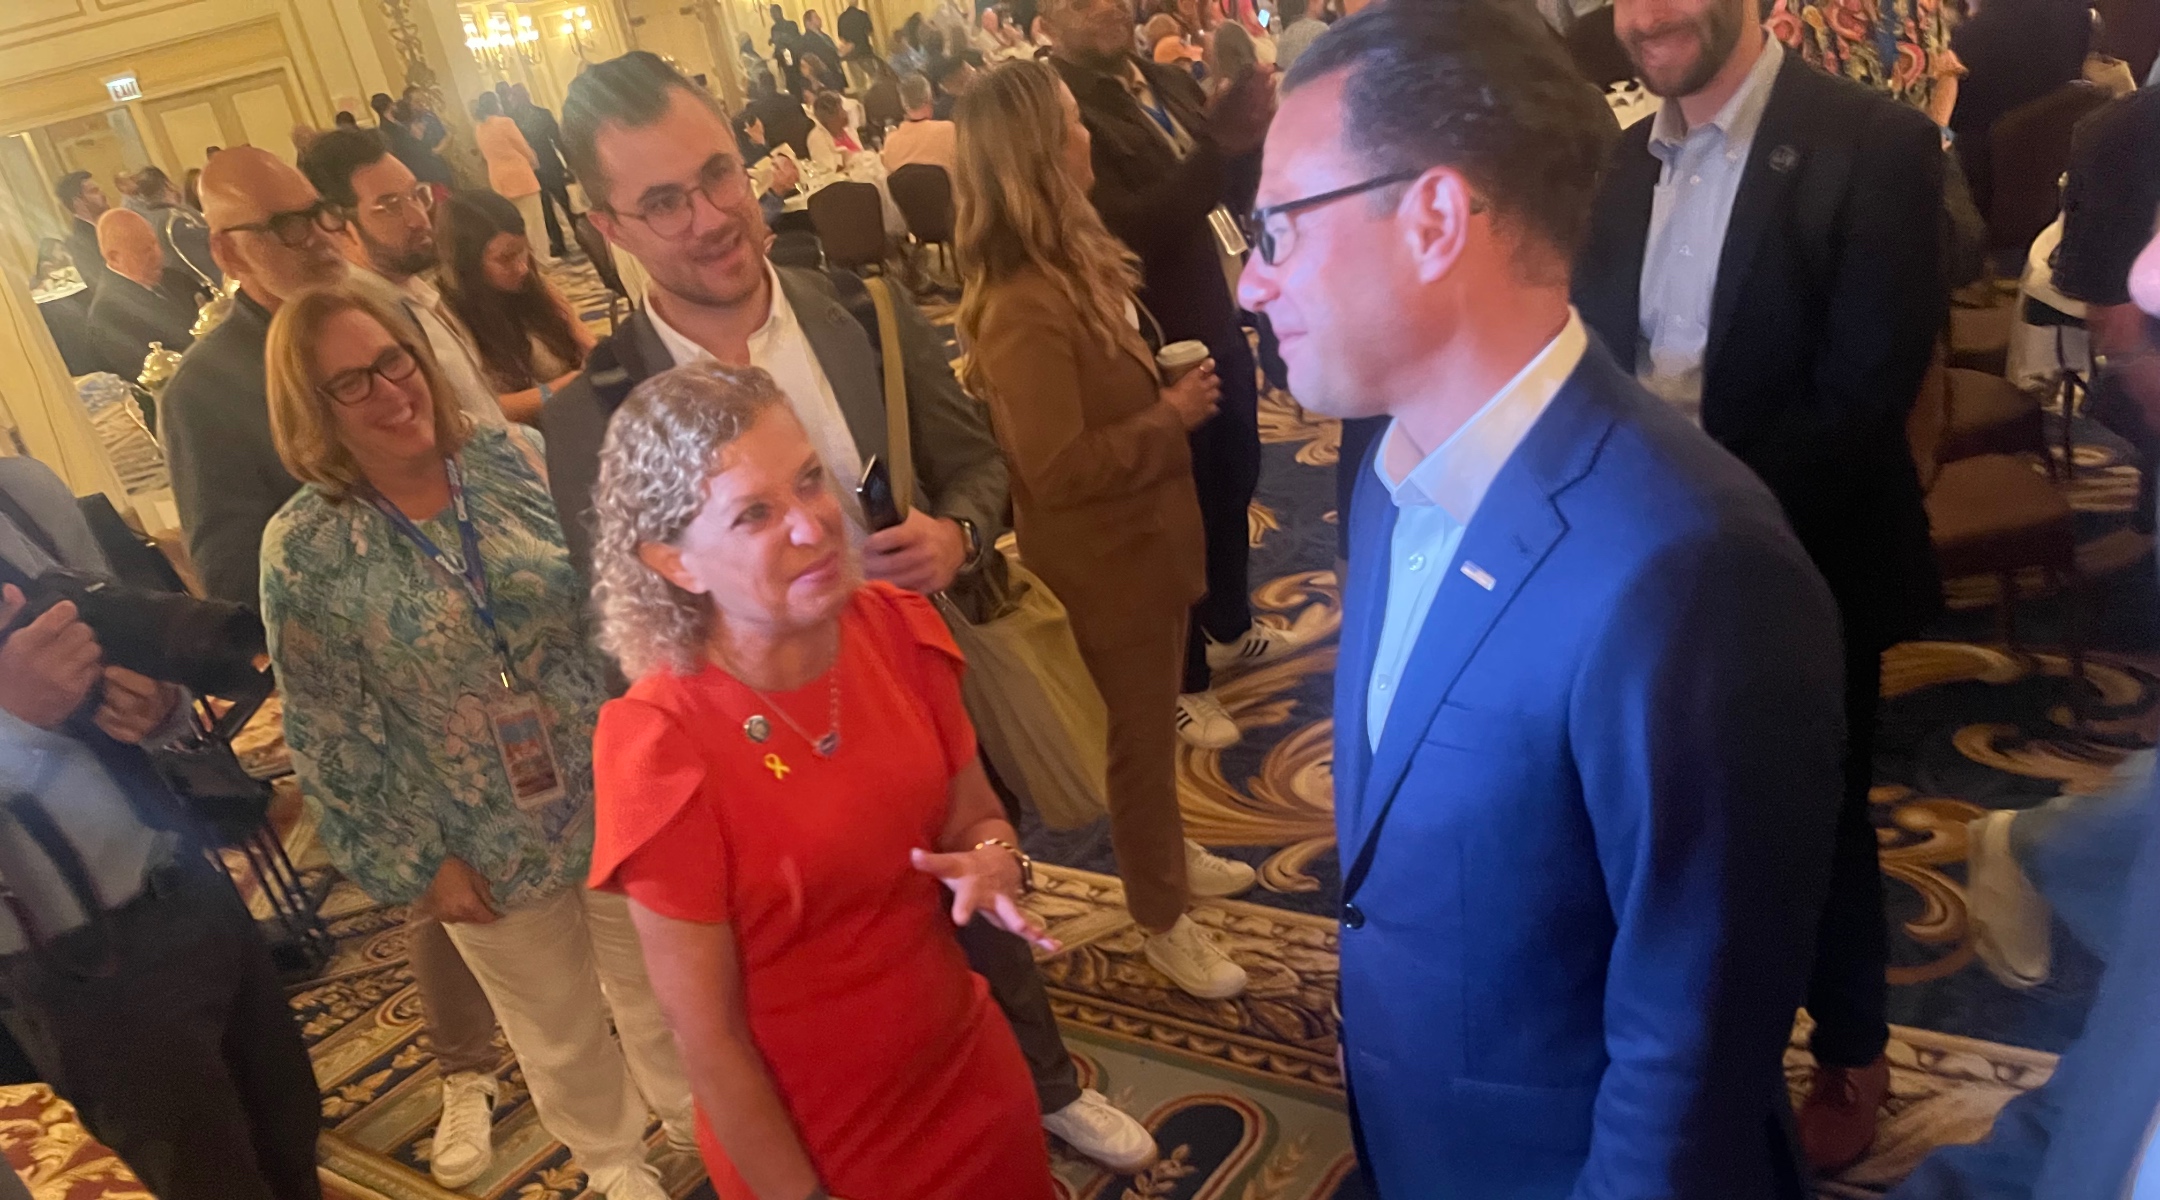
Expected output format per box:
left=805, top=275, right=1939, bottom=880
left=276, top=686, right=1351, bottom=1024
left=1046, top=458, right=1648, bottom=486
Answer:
left=857, top=455, right=904, bottom=532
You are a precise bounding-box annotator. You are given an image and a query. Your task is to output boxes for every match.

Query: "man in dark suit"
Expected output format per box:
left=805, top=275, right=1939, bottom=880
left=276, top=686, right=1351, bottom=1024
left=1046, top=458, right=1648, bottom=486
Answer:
left=1043, top=0, right=1286, bottom=752
left=1239, top=4, right=1845, bottom=1196
left=1573, top=0, right=1946, bottom=1172
left=86, top=209, right=208, bottom=387
left=542, top=51, right=1164, bottom=1175
left=56, top=170, right=117, bottom=296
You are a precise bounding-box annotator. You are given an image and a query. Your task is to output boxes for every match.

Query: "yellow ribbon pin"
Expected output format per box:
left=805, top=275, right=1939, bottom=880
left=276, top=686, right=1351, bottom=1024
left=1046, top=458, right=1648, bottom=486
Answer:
left=763, top=753, right=791, bottom=781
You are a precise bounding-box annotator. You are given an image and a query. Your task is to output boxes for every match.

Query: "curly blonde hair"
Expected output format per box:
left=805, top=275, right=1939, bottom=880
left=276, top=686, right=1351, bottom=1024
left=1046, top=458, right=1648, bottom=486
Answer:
left=590, top=361, right=786, bottom=681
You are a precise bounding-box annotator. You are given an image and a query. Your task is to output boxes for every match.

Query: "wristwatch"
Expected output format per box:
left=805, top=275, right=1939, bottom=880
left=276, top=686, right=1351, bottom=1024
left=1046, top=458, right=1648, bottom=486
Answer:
left=974, top=837, right=1035, bottom=894
left=951, top=516, right=985, bottom=572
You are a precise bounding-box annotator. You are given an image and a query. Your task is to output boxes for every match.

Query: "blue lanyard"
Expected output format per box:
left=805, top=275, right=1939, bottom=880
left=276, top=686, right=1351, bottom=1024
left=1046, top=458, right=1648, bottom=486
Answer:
left=362, top=457, right=516, bottom=688
left=1139, top=97, right=1176, bottom=139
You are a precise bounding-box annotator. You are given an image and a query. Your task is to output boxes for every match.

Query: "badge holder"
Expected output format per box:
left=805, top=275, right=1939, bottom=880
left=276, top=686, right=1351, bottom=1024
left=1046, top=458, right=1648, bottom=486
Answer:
left=485, top=675, right=566, bottom=812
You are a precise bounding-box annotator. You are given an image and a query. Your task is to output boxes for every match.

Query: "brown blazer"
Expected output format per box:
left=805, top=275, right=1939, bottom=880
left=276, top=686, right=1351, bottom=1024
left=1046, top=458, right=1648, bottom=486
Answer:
left=969, top=266, right=1205, bottom=621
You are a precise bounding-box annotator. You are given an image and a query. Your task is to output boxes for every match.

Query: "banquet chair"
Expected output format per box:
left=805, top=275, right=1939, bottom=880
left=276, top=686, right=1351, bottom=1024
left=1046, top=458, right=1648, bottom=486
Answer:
left=808, top=181, right=889, bottom=274
left=573, top=213, right=630, bottom=331
left=888, top=163, right=956, bottom=275
left=1987, top=81, right=2110, bottom=273
left=1909, top=354, right=2087, bottom=707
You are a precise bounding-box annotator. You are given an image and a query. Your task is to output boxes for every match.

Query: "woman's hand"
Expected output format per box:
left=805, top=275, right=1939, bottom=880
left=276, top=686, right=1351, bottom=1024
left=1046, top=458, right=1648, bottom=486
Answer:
left=421, top=855, right=500, bottom=924
left=1162, top=361, right=1222, bottom=431
left=909, top=847, right=1059, bottom=951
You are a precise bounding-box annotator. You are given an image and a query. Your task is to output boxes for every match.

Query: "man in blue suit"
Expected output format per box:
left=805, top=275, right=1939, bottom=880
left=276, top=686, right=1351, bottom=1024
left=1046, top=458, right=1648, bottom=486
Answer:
left=1238, top=4, right=1848, bottom=1196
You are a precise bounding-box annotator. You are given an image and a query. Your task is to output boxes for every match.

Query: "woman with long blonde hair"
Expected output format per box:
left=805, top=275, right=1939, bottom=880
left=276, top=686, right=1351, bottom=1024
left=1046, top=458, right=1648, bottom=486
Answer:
left=952, top=59, right=1255, bottom=1002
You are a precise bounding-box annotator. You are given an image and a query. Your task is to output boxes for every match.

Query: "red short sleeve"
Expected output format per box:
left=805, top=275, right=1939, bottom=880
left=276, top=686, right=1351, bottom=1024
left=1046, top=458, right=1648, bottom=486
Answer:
left=858, top=583, right=976, bottom=778
left=589, top=695, right=729, bottom=923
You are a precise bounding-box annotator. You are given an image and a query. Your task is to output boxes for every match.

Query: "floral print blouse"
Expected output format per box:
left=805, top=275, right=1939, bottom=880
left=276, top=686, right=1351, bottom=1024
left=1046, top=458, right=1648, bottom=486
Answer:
left=261, top=426, right=607, bottom=909
left=1771, top=0, right=1953, bottom=114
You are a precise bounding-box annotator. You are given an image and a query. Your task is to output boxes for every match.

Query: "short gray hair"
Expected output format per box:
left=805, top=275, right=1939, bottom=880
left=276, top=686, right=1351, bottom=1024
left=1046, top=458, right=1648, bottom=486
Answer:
left=899, top=71, right=935, bottom=113
left=590, top=361, right=785, bottom=680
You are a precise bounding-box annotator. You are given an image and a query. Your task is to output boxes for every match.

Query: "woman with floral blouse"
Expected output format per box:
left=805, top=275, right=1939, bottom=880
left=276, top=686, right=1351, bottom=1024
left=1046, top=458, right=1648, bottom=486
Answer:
left=257, top=284, right=690, bottom=1200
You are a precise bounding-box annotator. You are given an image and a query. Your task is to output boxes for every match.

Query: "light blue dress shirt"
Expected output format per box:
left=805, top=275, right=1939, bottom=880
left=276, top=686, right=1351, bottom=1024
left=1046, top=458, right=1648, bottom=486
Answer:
left=1365, top=313, right=1590, bottom=751
left=1636, top=37, right=1785, bottom=423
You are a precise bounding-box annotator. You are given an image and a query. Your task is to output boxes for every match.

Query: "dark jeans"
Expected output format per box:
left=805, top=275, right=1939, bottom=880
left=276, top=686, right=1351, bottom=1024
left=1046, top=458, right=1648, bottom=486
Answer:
left=973, top=754, right=1082, bottom=1114
left=960, top=918, right=1081, bottom=1114
left=0, top=853, right=322, bottom=1200
left=1183, top=318, right=1263, bottom=694
left=535, top=172, right=578, bottom=258
left=1806, top=640, right=1891, bottom=1068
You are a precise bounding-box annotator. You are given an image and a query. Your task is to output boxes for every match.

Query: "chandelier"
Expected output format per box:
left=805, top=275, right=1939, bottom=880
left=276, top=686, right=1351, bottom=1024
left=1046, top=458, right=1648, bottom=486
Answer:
left=463, top=10, right=541, bottom=69
left=559, top=5, right=597, bottom=57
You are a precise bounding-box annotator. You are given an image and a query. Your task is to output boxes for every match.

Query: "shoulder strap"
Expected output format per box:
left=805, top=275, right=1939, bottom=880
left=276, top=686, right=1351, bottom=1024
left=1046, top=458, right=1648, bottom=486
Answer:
left=859, top=276, right=914, bottom=514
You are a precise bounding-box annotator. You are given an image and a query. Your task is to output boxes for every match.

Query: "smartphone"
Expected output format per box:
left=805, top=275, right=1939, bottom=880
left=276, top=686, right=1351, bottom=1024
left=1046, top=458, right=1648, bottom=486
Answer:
left=857, top=455, right=904, bottom=532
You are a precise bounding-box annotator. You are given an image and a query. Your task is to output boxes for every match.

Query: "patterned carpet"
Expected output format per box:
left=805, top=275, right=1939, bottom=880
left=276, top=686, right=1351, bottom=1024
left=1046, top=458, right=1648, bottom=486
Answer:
left=24, top=261, right=2139, bottom=1197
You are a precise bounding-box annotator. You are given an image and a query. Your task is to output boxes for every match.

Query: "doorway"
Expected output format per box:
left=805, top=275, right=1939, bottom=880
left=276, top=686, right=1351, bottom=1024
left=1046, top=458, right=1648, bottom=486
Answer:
left=140, top=69, right=307, bottom=172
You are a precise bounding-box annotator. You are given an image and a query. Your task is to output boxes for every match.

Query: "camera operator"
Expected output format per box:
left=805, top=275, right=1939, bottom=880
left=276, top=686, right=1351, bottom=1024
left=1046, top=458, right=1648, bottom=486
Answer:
left=0, top=454, right=321, bottom=1200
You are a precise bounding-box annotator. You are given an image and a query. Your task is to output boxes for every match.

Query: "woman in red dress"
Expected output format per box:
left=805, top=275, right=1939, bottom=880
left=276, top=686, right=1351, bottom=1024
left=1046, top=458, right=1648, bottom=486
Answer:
left=583, top=359, right=1059, bottom=1200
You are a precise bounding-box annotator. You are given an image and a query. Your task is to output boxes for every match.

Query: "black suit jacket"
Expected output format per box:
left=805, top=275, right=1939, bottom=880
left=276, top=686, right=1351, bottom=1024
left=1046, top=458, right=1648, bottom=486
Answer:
left=65, top=218, right=117, bottom=296
left=1051, top=54, right=1248, bottom=346
left=87, top=268, right=205, bottom=381
left=1574, top=53, right=1946, bottom=650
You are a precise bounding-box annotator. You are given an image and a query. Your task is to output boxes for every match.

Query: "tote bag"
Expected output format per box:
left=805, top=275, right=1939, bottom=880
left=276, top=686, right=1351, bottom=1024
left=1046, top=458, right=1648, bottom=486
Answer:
left=861, top=277, right=1109, bottom=830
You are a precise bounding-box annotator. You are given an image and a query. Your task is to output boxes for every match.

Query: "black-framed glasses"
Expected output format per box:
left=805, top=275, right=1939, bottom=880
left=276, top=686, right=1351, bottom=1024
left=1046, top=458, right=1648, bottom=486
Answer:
left=608, top=157, right=753, bottom=240
left=223, top=199, right=349, bottom=248
left=1247, top=169, right=1429, bottom=267
left=319, top=345, right=420, bottom=406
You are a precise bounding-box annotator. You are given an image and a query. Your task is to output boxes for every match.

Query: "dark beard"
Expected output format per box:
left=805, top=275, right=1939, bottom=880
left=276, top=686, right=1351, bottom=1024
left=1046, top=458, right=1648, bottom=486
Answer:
left=360, top=227, right=436, bottom=279
left=1627, top=4, right=1744, bottom=98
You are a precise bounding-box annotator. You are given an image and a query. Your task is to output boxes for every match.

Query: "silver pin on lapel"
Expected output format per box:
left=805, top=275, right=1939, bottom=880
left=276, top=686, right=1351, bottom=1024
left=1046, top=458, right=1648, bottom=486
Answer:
left=1461, top=561, right=1496, bottom=591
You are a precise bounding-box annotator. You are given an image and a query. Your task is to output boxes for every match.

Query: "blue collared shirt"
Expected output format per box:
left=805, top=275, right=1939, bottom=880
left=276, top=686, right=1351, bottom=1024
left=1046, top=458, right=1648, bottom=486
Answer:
left=1366, top=312, right=1590, bottom=751
left=1637, top=37, right=1785, bottom=423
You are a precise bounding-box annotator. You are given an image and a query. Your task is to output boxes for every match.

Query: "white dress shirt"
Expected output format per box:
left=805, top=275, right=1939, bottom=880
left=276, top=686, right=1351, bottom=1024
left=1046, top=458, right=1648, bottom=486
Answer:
left=1636, top=36, right=1784, bottom=423
left=1366, top=312, right=1589, bottom=750
left=647, top=261, right=867, bottom=503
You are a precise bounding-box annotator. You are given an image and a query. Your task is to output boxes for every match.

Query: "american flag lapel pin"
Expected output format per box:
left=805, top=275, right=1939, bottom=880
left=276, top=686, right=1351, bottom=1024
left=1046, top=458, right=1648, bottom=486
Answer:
left=1460, top=561, right=1496, bottom=591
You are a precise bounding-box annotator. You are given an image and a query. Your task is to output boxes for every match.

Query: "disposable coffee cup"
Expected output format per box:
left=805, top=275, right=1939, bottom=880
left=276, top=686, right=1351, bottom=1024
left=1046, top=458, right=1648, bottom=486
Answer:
left=1156, top=340, right=1212, bottom=383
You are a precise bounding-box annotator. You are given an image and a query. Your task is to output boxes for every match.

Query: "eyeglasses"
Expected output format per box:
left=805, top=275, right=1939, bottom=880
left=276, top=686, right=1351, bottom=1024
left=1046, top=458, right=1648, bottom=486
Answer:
left=319, top=345, right=420, bottom=406
left=364, top=186, right=435, bottom=221
left=609, top=157, right=753, bottom=240
left=223, top=199, right=349, bottom=248
left=1249, top=169, right=1460, bottom=267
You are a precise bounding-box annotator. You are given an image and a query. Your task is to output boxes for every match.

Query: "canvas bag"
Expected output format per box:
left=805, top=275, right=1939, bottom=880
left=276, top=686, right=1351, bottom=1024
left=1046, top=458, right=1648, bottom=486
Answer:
left=860, top=277, right=1109, bottom=830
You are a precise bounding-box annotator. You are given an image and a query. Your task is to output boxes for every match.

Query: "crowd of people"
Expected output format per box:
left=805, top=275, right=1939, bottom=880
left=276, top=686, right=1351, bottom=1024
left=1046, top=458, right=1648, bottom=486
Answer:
left=4, top=0, right=2160, bottom=1198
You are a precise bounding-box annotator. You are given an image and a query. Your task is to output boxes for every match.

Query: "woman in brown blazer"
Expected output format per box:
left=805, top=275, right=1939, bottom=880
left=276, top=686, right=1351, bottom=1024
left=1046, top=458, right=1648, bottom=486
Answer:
left=954, top=60, right=1253, bottom=1001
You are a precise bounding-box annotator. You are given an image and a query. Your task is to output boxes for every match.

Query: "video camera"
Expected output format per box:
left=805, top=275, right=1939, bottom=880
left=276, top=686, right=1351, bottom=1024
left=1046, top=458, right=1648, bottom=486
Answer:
left=1, top=568, right=270, bottom=702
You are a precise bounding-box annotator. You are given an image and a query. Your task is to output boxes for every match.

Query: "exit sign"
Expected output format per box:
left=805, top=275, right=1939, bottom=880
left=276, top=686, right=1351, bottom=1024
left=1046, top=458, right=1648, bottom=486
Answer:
left=105, top=75, right=142, bottom=103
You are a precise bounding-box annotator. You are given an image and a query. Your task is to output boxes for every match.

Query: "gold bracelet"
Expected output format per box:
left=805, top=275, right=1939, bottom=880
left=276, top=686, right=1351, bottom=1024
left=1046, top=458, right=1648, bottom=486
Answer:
left=973, top=837, right=1035, bottom=894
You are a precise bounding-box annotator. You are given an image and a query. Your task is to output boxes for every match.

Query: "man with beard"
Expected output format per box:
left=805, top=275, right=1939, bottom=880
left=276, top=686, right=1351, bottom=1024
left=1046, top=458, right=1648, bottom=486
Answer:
left=1573, top=0, right=1946, bottom=1175
left=299, top=128, right=514, bottom=424
left=162, top=148, right=356, bottom=606
left=543, top=51, right=1164, bottom=1175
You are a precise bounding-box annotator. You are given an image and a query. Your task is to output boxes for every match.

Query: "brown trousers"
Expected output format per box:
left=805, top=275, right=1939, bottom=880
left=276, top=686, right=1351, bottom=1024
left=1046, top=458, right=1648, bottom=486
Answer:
left=1063, top=600, right=1193, bottom=933
left=406, top=912, right=501, bottom=1075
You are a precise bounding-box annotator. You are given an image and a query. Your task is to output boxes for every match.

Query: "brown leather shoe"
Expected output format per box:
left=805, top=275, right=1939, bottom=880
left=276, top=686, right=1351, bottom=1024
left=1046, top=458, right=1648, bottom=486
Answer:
left=1797, top=1056, right=1891, bottom=1176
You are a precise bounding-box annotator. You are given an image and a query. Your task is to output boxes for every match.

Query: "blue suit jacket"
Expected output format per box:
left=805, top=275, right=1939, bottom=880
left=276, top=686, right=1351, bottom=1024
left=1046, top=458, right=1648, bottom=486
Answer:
left=1334, top=343, right=1844, bottom=1199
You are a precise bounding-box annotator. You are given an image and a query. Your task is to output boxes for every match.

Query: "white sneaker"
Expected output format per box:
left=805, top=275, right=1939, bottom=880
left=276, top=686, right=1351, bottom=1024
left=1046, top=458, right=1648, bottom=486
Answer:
left=588, top=1162, right=670, bottom=1200
left=1967, top=809, right=2051, bottom=989
left=429, top=1071, right=497, bottom=1189
left=1176, top=692, right=1241, bottom=750
left=1043, top=1088, right=1158, bottom=1173
left=1185, top=839, right=1256, bottom=898
left=1143, top=914, right=1248, bottom=999
left=1205, top=623, right=1304, bottom=673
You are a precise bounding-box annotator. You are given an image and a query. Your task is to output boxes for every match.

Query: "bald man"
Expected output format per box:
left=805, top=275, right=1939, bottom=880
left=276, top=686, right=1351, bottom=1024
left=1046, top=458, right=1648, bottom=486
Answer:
left=87, top=209, right=207, bottom=393
left=155, top=147, right=510, bottom=1191
left=159, top=147, right=353, bottom=606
